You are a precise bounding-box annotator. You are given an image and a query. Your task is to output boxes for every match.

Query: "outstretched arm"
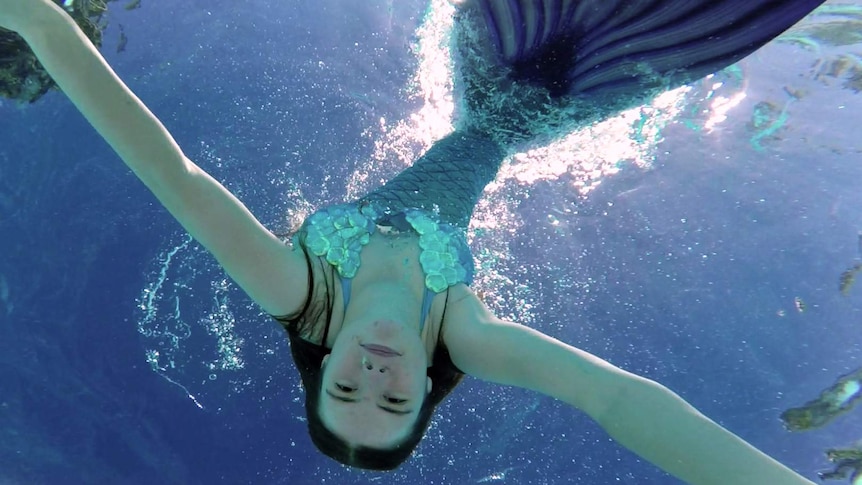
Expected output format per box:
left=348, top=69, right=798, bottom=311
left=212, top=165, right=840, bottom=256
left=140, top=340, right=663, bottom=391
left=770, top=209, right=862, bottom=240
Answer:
left=2, top=1, right=306, bottom=316
left=443, top=286, right=814, bottom=485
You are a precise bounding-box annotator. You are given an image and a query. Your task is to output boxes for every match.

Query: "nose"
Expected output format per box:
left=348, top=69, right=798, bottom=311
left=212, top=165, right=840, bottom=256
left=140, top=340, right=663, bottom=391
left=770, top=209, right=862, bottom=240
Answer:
left=362, top=356, right=388, bottom=373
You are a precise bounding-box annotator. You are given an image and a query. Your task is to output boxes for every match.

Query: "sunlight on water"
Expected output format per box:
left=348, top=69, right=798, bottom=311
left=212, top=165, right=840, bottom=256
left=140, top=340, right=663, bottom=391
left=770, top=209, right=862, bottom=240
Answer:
left=493, top=86, right=690, bottom=193
left=346, top=0, right=702, bottom=325
left=705, top=90, right=748, bottom=133
left=345, top=0, right=457, bottom=200
left=136, top=0, right=751, bottom=409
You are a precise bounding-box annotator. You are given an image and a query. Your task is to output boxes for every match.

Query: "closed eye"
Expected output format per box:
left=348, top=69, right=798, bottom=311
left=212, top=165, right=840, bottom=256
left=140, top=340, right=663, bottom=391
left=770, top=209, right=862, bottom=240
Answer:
left=379, top=406, right=412, bottom=415
left=327, top=388, right=360, bottom=403
left=336, top=383, right=355, bottom=393
left=325, top=389, right=414, bottom=415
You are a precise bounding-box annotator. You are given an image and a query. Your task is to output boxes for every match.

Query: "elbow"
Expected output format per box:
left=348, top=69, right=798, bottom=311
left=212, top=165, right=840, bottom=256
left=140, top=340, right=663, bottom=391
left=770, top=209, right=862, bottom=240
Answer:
left=136, top=155, right=196, bottom=192
left=591, top=372, right=670, bottom=426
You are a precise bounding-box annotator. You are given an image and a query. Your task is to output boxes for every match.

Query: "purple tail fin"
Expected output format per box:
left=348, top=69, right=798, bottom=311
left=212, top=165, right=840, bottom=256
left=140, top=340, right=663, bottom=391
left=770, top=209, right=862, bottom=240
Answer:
left=464, top=0, right=825, bottom=97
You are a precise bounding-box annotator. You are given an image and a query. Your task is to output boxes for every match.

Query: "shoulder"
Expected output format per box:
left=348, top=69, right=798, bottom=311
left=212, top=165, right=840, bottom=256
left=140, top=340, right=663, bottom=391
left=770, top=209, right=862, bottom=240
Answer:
left=439, top=285, right=515, bottom=377
left=272, top=243, right=340, bottom=346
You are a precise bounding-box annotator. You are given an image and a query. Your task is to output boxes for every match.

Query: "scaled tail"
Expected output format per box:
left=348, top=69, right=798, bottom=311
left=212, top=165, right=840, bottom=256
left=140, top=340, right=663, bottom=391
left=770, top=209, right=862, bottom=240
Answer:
left=451, top=0, right=826, bottom=149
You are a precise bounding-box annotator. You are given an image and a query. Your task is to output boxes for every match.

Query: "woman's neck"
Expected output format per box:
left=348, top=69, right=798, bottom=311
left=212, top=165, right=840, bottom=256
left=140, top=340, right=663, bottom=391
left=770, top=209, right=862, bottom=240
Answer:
left=343, top=280, right=423, bottom=335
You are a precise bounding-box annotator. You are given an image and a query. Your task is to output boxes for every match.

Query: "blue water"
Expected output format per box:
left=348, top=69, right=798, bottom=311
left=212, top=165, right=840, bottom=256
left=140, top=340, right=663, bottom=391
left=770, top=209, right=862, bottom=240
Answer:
left=1, top=1, right=861, bottom=483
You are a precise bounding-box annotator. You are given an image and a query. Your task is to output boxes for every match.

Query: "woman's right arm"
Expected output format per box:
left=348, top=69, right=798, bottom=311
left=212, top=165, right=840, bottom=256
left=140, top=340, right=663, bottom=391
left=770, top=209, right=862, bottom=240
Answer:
left=4, top=1, right=307, bottom=316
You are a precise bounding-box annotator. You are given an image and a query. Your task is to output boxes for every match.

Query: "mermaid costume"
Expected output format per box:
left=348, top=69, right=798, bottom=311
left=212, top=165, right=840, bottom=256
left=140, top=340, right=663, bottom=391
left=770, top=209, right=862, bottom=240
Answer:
left=296, top=129, right=504, bottom=329
left=293, top=0, right=826, bottom=328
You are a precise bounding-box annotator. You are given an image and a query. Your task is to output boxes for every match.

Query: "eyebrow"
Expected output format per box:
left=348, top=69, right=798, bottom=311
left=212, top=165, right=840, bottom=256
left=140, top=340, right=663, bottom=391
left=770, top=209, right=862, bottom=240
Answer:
left=325, top=389, right=413, bottom=416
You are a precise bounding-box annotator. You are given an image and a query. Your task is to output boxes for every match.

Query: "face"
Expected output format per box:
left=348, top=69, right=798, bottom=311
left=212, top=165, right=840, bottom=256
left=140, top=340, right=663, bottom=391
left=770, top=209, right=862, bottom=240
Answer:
left=319, top=319, right=432, bottom=448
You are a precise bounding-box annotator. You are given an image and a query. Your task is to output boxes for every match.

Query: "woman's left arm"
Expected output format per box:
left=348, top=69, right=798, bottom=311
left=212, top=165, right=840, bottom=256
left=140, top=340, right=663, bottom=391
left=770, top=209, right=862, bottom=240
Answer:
left=443, top=286, right=814, bottom=485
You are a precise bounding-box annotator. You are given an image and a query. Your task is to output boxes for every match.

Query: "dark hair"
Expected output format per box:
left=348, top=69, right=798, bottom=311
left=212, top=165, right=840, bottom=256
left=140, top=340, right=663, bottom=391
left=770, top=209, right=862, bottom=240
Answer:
left=274, top=239, right=464, bottom=471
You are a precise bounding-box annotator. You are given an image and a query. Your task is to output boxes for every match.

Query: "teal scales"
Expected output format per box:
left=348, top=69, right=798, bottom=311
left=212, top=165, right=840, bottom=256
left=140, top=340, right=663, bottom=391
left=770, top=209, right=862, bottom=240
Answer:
left=300, top=203, right=474, bottom=292
left=296, top=130, right=508, bottom=328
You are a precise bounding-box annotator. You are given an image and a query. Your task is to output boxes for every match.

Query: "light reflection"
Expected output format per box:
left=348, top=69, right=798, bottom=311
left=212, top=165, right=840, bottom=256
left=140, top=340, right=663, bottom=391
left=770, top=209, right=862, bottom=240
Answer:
left=705, top=92, right=748, bottom=133
left=342, top=0, right=755, bottom=324
left=136, top=0, right=752, bottom=410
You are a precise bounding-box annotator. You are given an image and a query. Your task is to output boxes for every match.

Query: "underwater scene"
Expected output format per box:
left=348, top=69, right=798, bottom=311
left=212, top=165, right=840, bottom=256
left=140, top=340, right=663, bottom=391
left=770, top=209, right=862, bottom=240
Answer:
left=1, top=0, right=862, bottom=483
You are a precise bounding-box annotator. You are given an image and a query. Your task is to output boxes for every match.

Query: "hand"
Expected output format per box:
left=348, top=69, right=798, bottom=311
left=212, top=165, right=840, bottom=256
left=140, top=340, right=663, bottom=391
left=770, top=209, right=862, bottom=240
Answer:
left=0, top=0, right=61, bottom=34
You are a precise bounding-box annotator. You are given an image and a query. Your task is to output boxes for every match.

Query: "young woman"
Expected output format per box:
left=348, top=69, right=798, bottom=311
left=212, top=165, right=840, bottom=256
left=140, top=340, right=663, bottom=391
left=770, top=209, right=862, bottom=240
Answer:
left=1, top=0, right=824, bottom=482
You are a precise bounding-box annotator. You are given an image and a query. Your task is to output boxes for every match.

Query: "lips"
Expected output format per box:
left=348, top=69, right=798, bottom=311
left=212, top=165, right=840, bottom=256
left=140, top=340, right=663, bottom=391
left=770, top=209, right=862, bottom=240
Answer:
left=361, top=344, right=402, bottom=357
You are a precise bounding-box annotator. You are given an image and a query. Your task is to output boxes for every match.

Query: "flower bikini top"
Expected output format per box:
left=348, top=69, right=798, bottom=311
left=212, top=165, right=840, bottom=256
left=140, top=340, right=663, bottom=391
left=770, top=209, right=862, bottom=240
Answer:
left=296, top=202, right=475, bottom=331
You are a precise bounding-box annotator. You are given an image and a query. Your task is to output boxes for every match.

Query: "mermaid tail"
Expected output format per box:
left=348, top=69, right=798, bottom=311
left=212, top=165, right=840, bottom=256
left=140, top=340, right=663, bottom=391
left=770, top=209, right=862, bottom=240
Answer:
left=360, top=128, right=504, bottom=229
left=453, top=0, right=826, bottom=148
left=362, top=0, right=825, bottom=226
left=471, top=0, right=825, bottom=97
